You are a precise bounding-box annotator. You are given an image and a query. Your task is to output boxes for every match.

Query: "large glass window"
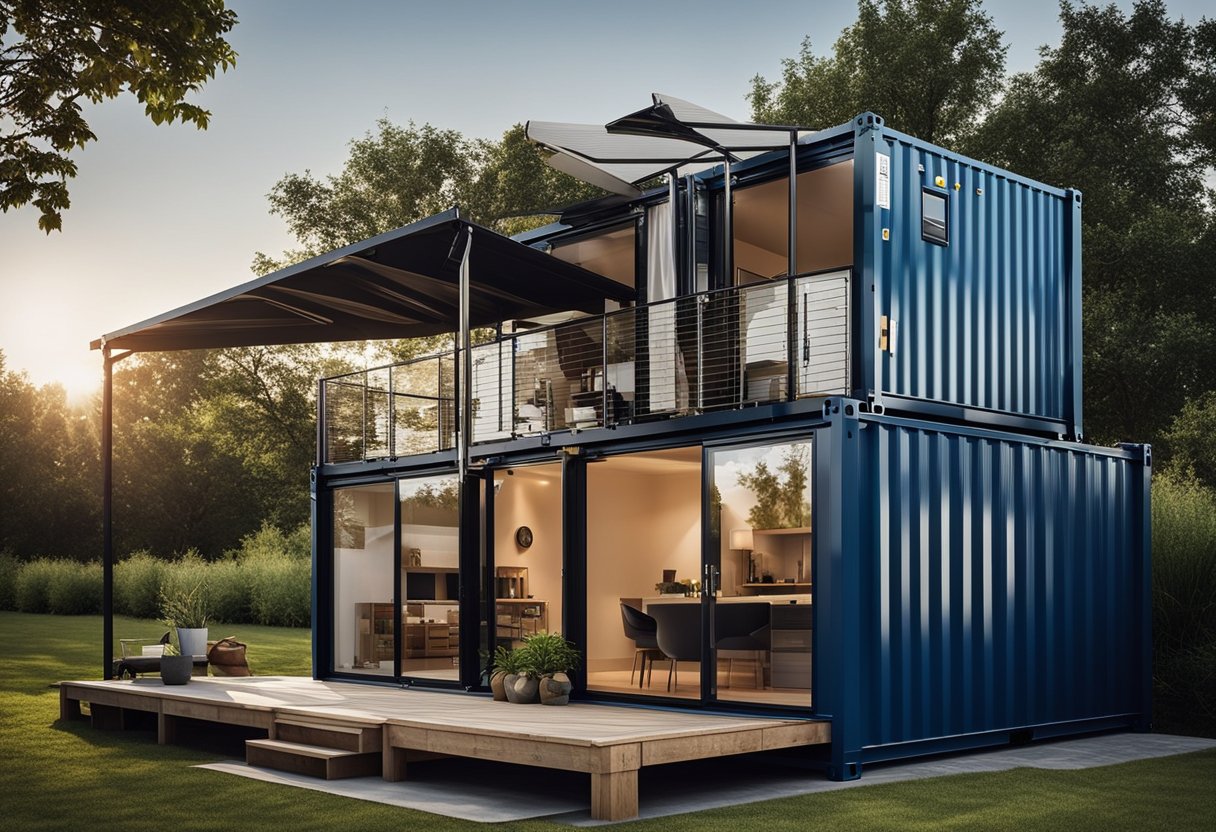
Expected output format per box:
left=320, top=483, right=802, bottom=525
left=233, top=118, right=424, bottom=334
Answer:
left=709, top=439, right=813, bottom=708
left=399, top=474, right=461, bottom=682
left=585, top=447, right=702, bottom=699
left=551, top=225, right=637, bottom=288
left=732, top=161, right=854, bottom=284
left=332, top=482, right=396, bottom=676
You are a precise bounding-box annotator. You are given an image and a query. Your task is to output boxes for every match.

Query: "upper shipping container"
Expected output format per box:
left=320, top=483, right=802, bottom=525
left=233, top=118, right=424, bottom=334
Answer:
left=853, top=115, right=1083, bottom=439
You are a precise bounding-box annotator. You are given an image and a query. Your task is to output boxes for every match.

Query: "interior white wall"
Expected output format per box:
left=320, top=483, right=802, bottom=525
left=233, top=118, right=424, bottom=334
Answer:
left=332, top=484, right=395, bottom=671
left=493, top=464, right=564, bottom=632
left=586, top=462, right=701, bottom=672
left=402, top=524, right=457, bottom=569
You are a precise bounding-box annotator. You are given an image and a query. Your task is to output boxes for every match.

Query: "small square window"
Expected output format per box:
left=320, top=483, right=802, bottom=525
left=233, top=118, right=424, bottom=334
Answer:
left=922, top=189, right=948, bottom=245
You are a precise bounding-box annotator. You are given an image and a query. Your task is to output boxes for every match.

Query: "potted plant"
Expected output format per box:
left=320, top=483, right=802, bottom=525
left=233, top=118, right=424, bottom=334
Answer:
left=488, top=645, right=524, bottom=702
left=520, top=632, right=580, bottom=706
left=160, top=581, right=210, bottom=660
left=502, top=643, right=540, bottom=704
left=159, top=640, right=193, bottom=685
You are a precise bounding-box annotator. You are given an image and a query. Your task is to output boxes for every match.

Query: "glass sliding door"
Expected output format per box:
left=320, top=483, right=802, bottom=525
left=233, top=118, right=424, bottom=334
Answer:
left=707, top=438, right=813, bottom=708
left=399, top=473, right=461, bottom=683
left=585, top=446, right=702, bottom=699
left=491, top=463, right=563, bottom=652
left=331, top=482, right=397, bottom=676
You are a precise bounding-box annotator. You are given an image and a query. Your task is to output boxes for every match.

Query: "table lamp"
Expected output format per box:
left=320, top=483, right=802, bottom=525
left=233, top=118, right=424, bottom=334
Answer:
left=730, top=528, right=755, bottom=583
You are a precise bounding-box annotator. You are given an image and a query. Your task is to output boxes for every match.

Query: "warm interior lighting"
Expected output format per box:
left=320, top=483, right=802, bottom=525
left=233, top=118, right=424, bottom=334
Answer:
left=729, top=528, right=754, bottom=551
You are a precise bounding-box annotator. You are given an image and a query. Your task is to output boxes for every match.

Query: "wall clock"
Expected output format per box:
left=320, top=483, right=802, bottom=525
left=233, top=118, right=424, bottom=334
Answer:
left=515, top=525, right=533, bottom=549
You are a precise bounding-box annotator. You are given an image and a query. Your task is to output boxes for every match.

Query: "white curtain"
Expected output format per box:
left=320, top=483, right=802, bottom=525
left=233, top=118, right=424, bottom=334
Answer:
left=647, top=200, right=686, bottom=411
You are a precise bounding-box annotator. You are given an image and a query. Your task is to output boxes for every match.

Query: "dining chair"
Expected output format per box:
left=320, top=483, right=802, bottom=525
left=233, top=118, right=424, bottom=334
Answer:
left=649, top=602, right=701, bottom=693
left=620, top=602, right=665, bottom=687
left=714, top=602, right=770, bottom=689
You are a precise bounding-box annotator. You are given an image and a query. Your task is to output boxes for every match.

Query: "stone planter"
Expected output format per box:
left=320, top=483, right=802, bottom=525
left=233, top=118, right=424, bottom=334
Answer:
left=160, top=654, right=193, bottom=685
left=490, top=670, right=508, bottom=702
left=539, top=672, right=572, bottom=705
left=176, top=627, right=208, bottom=658
left=504, top=673, right=539, bottom=704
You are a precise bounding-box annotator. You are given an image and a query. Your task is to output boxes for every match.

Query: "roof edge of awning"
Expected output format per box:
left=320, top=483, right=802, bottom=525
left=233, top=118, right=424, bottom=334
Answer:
left=91, top=210, right=474, bottom=352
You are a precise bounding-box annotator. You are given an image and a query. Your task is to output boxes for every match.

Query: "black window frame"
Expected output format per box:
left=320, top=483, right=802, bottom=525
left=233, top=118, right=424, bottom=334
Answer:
left=921, top=187, right=949, bottom=246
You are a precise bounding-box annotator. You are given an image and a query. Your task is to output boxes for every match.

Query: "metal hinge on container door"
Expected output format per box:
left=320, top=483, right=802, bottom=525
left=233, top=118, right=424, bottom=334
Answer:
left=879, top=315, right=897, bottom=355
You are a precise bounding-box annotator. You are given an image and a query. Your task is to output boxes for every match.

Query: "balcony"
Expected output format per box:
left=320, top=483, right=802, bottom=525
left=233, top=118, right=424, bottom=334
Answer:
left=319, top=270, right=850, bottom=465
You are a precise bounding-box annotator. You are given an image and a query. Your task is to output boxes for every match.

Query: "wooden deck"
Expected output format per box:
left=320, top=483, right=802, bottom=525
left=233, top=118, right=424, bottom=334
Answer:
left=59, top=676, right=830, bottom=821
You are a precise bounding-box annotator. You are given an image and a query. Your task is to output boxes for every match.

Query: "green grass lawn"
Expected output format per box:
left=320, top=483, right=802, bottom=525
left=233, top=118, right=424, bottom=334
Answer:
left=1, top=610, right=1212, bottom=830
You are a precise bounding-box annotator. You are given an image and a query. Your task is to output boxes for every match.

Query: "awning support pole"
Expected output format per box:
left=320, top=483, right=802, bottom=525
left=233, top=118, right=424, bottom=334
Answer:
left=101, top=345, right=133, bottom=680
left=458, top=228, right=473, bottom=479
left=787, top=130, right=798, bottom=401
left=723, top=157, right=733, bottom=285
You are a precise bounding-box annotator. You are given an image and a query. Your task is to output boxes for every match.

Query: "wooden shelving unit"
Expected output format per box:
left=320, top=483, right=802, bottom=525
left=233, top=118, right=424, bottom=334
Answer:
left=495, top=599, right=548, bottom=646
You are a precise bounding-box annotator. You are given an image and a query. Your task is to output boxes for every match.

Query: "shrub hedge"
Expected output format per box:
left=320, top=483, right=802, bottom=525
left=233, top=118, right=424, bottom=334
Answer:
left=0, top=523, right=312, bottom=627
left=1152, top=476, right=1216, bottom=737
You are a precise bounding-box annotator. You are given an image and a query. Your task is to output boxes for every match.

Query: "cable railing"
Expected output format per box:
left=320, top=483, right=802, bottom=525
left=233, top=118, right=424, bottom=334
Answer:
left=321, top=353, right=456, bottom=464
left=319, top=270, right=849, bottom=464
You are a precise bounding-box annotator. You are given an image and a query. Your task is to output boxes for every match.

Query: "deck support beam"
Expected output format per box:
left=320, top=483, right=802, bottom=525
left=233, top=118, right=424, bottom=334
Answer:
left=590, top=769, right=639, bottom=821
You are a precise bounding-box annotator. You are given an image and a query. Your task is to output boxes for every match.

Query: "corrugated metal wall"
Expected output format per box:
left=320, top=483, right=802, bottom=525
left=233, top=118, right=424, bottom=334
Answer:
left=853, top=417, right=1149, bottom=755
left=870, top=132, right=1074, bottom=423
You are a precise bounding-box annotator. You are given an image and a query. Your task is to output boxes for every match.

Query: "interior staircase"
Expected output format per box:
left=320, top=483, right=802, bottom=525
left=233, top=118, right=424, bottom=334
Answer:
left=245, top=716, right=381, bottom=780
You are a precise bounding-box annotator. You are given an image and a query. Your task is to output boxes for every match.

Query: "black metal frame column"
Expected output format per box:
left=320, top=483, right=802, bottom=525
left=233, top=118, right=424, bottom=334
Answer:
left=101, top=344, right=133, bottom=680
left=786, top=130, right=799, bottom=400
left=561, top=450, right=588, bottom=695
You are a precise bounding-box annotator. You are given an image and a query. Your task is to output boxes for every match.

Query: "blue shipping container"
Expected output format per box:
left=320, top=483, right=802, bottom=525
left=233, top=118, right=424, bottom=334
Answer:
left=814, top=400, right=1149, bottom=779
left=850, top=115, right=1083, bottom=439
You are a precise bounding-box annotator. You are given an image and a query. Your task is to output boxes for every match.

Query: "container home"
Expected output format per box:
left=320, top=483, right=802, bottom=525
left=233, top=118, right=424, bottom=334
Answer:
left=92, top=95, right=1147, bottom=782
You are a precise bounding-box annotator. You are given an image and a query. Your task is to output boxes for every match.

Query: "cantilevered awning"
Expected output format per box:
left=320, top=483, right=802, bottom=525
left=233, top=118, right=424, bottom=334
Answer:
left=526, top=93, right=807, bottom=196
left=90, top=209, right=633, bottom=353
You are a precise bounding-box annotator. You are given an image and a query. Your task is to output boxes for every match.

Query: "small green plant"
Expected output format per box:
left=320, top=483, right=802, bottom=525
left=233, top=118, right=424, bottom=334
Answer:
left=518, top=631, right=581, bottom=677
left=490, top=644, right=528, bottom=676
left=159, top=581, right=210, bottom=630
left=655, top=580, right=685, bottom=594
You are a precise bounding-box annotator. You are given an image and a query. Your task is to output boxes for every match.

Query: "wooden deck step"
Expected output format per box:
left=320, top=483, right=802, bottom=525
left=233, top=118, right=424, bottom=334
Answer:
left=245, top=738, right=380, bottom=780
left=274, top=717, right=381, bottom=752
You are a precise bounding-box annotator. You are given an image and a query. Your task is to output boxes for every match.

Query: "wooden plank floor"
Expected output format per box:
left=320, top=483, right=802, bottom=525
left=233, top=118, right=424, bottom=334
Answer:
left=59, top=676, right=830, bottom=821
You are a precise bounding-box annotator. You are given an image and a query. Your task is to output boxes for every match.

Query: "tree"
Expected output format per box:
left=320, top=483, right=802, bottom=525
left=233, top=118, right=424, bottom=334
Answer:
left=737, top=445, right=811, bottom=530
left=748, top=0, right=1006, bottom=146
left=0, top=351, right=99, bottom=559
left=0, top=0, right=237, bottom=232
left=467, top=124, right=602, bottom=236
left=965, top=0, right=1216, bottom=446
left=254, top=119, right=602, bottom=275
left=253, top=120, right=475, bottom=274
left=1163, top=392, right=1216, bottom=492
left=254, top=119, right=602, bottom=363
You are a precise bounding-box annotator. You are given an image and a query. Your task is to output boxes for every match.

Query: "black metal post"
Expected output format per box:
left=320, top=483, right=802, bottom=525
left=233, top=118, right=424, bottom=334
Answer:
left=457, top=228, right=473, bottom=478
left=102, top=346, right=114, bottom=680
left=723, top=157, right=733, bottom=285
left=100, top=346, right=133, bottom=680
left=787, top=130, right=799, bottom=400
left=315, top=378, right=326, bottom=466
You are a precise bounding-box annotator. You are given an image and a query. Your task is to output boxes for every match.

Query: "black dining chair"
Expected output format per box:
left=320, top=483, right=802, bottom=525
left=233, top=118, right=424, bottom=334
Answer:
left=714, top=602, right=770, bottom=689
left=649, top=603, right=702, bottom=693
left=620, top=602, right=665, bottom=687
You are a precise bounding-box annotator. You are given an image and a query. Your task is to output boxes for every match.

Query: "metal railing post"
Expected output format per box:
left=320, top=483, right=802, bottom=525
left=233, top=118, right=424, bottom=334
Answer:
left=739, top=285, right=747, bottom=407
left=602, top=315, right=610, bottom=428
left=695, top=295, right=705, bottom=413
left=316, top=378, right=326, bottom=466
left=361, top=370, right=368, bottom=460
left=387, top=365, right=395, bottom=458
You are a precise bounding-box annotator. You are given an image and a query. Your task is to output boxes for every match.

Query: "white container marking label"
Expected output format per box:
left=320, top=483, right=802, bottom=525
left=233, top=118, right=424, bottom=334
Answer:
left=876, top=153, right=891, bottom=209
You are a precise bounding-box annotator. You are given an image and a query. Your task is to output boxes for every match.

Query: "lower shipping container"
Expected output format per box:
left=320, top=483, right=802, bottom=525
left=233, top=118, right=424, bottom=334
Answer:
left=814, top=402, right=1151, bottom=779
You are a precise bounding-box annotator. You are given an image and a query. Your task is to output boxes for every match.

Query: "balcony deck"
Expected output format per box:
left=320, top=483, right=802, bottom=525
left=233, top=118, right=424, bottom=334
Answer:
left=320, top=270, right=850, bottom=465
left=59, top=676, right=830, bottom=821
